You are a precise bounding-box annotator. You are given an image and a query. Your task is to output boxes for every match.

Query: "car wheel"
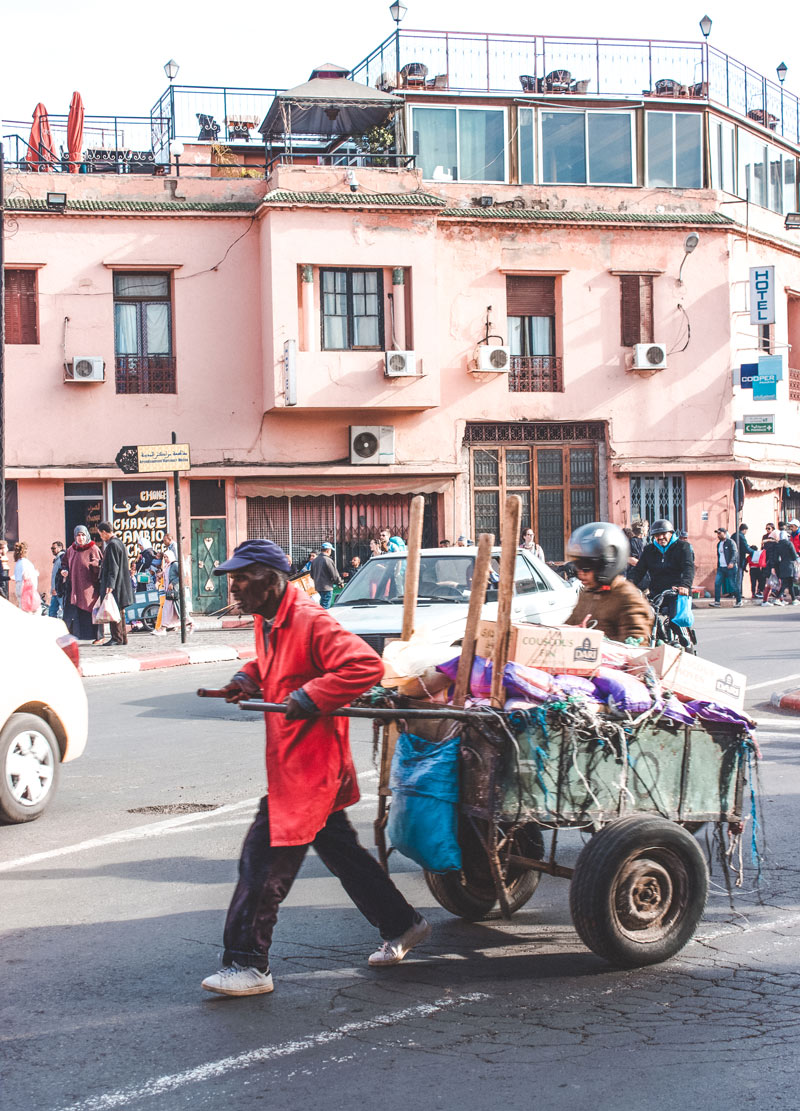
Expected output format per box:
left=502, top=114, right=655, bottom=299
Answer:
left=0, top=712, right=61, bottom=824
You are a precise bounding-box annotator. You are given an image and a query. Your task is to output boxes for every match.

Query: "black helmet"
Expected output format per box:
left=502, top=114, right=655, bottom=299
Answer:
left=566, top=522, right=630, bottom=585
left=651, top=519, right=674, bottom=535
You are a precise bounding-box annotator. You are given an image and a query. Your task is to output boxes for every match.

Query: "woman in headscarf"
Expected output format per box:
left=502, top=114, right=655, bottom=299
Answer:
left=64, top=525, right=103, bottom=641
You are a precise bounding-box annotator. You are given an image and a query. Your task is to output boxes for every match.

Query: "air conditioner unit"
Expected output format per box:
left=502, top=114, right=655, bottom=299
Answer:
left=350, top=425, right=396, bottom=465
left=384, top=350, right=417, bottom=377
left=477, top=345, right=511, bottom=372
left=632, top=343, right=667, bottom=370
left=68, top=356, right=105, bottom=382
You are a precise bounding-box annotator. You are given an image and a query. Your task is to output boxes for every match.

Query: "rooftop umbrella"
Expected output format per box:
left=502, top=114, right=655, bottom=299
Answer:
left=26, top=102, right=57, bottom=171
left=66, top=91, right=84, bottom=173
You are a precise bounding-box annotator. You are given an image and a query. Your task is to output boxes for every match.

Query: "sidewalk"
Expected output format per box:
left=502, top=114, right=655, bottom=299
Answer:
left=78, top=616, right=256, bottom=678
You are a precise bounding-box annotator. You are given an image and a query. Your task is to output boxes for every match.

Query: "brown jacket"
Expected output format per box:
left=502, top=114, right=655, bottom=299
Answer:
left=565, top=575, right=653, bottom=643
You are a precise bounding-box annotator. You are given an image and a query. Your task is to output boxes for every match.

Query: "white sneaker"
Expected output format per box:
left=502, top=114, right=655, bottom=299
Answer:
left=368, top=917, right=431, bottom=967
left=792, top=600, right=800, bottom=606
left=202, top=963, right=274, bottom=996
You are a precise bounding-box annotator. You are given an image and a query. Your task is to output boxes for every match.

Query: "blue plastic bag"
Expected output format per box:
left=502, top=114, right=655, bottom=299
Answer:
left=387, top=732, right=462, bottom=873
left=672, top=594, right=694, bottom=628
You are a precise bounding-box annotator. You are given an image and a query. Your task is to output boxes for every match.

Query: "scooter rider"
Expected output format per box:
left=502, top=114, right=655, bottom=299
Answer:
left=565, top=522, right=654, bottom=643
left=629, top=518, right=695, bottom=620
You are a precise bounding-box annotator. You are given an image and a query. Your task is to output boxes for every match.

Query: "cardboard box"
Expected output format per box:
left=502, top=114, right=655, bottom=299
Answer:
left=637, top=644, right=746, bottom=712
left=476, top=620, right=604, bottom=676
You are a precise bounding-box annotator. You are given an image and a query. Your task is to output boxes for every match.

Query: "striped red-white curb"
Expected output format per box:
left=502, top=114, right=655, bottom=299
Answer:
left=80, top=644, right=256, bottom=678
left=770, top=689, right=800, bottom=712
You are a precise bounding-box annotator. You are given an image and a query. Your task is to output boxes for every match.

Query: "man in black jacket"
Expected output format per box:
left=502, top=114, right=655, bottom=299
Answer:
left=98, top=522, right=134, bottom=644
left=310, top=542, right=343, bottom=609
left=629, top=519, right=695, bottom=608
left=710, top=527, right=741, bottom=607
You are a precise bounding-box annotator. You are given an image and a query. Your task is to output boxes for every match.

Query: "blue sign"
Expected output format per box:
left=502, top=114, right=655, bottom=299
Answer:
left=758, top=354, right=783, bottom=381
left=740, top=362, right=760, bottom=388
left=753, top=376, right=777, bottom=400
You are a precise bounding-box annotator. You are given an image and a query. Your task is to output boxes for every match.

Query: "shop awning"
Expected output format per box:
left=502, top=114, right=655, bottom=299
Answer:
left=236, top=474, right=455, bottom=499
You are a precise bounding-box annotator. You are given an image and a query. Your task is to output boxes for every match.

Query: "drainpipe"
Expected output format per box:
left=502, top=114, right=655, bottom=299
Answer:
left=301, top=265, right=315, bottom=351
left=391, top=267, right=406, bottom=349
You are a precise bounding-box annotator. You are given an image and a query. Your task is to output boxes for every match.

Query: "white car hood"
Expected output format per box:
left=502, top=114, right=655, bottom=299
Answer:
left=330, top=600, right=499, bottom=647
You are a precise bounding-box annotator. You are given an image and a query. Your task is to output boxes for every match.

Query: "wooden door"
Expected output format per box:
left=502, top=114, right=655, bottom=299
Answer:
left=190, top=518, right=228, bottom=613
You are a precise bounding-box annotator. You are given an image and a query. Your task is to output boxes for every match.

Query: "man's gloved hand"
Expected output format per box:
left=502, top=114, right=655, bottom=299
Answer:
left=284, top=688, right=319, bottom=721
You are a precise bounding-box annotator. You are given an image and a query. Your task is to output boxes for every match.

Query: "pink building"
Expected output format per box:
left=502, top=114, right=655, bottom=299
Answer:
left=3, top=31, right=800, bottom=607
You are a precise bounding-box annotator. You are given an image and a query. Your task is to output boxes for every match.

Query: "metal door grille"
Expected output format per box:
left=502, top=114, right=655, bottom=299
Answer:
left=629, top=475, right=685, bottom=530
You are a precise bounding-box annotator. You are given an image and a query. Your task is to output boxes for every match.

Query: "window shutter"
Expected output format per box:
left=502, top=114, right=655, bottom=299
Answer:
left=620, top=275, right=653, bottom=347
left=506, top=276, right=555, bottom=317
left=4, top=269, right=38, bottom=344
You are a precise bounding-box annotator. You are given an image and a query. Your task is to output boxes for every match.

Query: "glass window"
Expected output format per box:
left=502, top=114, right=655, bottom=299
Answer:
left=646, top=113, right=702, bottom=188
left=518, top=107, right=535, bottom=185
left=541, top=111, right=586, bottom=183
left=320, top=268, right=383, bottom=350
left=411, top=107, right=456, bottom=181
left=710, top=118, right=735, bottom=193
left=541, top=111, right=633, bottom=185
left=785, top=157, right=798, bottom=215
left=738, top=129, right=768, bottom=208
left=588, top=112, right=633, bottom=184
left=411, top=106, right=505, bottom=182
left=113, top=271, right=174, bottom=394
left=508, top=317, right=554, bottom=356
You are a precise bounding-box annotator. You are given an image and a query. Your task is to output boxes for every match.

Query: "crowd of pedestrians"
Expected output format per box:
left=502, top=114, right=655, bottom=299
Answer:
left=303, top=528, right=408, bottom=608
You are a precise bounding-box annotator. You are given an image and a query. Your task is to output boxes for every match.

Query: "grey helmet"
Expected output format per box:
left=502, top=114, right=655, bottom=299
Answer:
left=650, top=519, right=674, bottom=536
left=566, top=522, right=630, bottom=585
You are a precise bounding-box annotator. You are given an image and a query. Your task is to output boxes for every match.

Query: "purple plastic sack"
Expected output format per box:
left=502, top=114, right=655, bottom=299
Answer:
left=436, top=655, right=493, bottom=697
left=553, top=674, right=601, bottom=704
left=684, top=701, right=755, bottom=728
left=592, top=667, right=652, bottom=713
left=504, top=661, right=552, bottom=702
left=661, top=695, right=695, bottom=724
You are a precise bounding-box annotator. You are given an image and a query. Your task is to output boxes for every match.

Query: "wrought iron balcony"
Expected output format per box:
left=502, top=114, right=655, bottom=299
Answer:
left=508, top=356, right=563, bottom=393
left=115, top=355, right=177, bottom=395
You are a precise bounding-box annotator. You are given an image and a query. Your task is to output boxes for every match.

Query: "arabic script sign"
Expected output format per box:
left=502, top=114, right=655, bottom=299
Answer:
left=115, top=443, right=191, bottom=474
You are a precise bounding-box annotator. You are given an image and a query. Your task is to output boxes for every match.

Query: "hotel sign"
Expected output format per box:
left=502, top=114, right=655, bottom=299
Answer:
left=749, top=266, right=775, bottom=325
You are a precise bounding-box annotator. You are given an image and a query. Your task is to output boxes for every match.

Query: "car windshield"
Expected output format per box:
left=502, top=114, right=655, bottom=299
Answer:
left=334, top=555, right=500, bottom=605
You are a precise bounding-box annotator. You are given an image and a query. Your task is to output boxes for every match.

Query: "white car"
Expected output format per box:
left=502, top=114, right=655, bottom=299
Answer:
left=0, top=597, right=88, bottom=823
left=330, top=546, right=579, bottom=655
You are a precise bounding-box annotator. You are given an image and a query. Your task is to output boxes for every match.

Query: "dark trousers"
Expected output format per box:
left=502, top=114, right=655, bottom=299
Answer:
left=778, top=576, right=798, bottom=601
left=109, top=617, right=128, bottom=644
left=222, top=797, right=418, bottom=971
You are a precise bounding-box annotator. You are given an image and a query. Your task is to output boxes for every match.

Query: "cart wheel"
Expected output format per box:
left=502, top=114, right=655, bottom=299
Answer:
left=569, top=814, right=708, bottom=968
left=424, top=821, right=544, bottom=921
left=141, top=603, right=161, bottom=631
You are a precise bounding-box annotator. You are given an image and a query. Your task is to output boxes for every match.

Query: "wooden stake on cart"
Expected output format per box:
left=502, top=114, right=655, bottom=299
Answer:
left=375, top=494, right=425, bottom=869
left=490, top=495, right=521, bottom=708
left=452, top=532, right=495, bottom=708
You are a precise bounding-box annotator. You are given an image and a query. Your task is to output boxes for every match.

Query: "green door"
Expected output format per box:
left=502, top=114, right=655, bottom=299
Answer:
left=191, top=518, right=228, bottom=613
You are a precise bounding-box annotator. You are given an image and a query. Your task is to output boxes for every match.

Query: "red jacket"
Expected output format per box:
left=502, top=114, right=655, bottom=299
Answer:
left=238, top=584, right=384, bottom=846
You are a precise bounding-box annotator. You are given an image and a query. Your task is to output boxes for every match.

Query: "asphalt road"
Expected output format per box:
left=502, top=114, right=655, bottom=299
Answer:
left=2, top=610, right=800, bottom=1111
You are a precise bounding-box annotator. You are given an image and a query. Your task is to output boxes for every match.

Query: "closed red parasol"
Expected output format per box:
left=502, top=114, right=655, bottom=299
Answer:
left=66, top=91, right=84, bottom=173
left=26, top=103, right=57, bottom=170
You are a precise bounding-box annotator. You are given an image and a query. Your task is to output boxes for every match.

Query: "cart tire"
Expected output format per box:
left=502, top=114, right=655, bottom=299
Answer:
left=424, top=822, right=544, bottom=921
left=569, top=815, right=708, bottom=968
left=141, top=603, right=160, bottom=631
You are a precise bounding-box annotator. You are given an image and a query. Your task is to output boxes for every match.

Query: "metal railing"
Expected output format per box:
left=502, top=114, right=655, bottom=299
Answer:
left=150, top=85, right=284, bottom=153
left=508, top=356, right=563, bottom=393
left=115, top=355, right=177, bottom=395
left=2, top=115, right=170, bottom=171
left=350, top=30, right=800, bottom=146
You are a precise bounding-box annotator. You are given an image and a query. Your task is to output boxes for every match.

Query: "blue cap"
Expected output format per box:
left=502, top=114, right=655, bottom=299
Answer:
left=213, top=539, right=291, bottom=575
left=321, top=542, right=333, bottom=550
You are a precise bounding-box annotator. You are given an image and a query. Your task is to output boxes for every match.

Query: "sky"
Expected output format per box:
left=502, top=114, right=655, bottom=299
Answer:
left=1, top=0, right=796, bottom=127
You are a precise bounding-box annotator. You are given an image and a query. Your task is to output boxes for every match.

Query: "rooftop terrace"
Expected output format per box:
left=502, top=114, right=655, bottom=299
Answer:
left=2, top=29, right=798, bottom=173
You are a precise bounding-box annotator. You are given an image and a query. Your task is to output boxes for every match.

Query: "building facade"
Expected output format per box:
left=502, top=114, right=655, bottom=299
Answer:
left=4, top=31, right=800, bottom=606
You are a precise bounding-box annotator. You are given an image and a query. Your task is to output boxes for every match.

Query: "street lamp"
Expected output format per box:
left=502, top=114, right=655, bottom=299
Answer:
left=699, top=14, right=712, bottom=39
left=163, top=60, right=180, bottom=146
left=390, top=1, right=407, bottom=84
left=777, top=61, right=788, bottom=85
left=169, top=139, right=184, bottom=177
left=678, top=232, right=700, bottom=283
left=163, top=59, right=180, bottom=82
